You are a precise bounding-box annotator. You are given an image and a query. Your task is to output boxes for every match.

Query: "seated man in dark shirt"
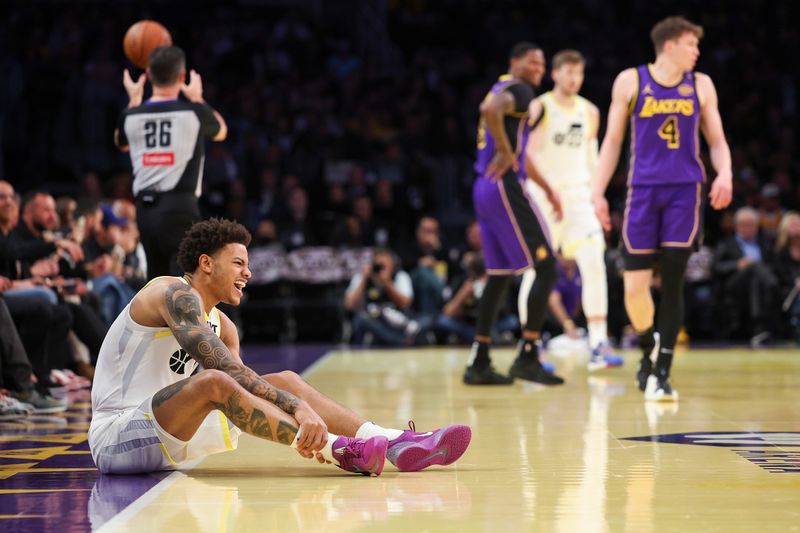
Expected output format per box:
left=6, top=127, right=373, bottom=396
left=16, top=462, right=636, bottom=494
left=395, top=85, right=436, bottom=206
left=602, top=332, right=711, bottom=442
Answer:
left=712, top=206, right=778, bottom=346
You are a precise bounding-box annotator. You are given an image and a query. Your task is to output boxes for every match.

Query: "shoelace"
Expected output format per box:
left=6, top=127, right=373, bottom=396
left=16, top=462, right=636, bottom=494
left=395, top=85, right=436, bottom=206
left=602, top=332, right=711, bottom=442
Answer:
left=407, top=420, right=417, bottom=432
left=341, top=439, right=365, bottom=459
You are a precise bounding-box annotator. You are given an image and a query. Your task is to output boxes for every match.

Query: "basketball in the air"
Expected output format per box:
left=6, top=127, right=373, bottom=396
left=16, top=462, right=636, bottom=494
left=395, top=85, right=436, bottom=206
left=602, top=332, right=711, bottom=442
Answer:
left=123, top=20, right=172, bottom=69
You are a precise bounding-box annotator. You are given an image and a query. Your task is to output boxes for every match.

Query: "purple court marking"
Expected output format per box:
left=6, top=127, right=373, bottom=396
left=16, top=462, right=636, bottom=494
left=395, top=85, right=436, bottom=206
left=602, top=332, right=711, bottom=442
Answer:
left=622, top=432, right=800, bottom=447
left=0, top=344, right=332, bottom=532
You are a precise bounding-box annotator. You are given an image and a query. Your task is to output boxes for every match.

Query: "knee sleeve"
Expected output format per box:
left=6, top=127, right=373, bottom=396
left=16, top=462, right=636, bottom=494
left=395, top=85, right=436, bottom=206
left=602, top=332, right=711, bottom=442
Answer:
left=573, top=242, right=608, bottom=319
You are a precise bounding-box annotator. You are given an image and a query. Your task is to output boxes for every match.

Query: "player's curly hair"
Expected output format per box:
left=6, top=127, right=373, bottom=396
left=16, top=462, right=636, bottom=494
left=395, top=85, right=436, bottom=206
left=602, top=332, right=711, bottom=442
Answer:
left=177, top=218, right=252, bottom=272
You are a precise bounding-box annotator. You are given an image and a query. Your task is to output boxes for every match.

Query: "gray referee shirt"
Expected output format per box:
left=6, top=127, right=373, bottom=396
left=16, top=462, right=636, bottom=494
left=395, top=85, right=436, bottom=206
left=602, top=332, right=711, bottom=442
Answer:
left=117, top=100, right=221, bottom=197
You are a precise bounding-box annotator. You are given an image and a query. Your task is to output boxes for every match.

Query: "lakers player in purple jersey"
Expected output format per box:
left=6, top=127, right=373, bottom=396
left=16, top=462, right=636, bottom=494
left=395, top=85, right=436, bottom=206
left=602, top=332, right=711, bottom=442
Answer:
left=464, top=42, right=564, bottom=386
left=592, top=17, right=733, bottom=401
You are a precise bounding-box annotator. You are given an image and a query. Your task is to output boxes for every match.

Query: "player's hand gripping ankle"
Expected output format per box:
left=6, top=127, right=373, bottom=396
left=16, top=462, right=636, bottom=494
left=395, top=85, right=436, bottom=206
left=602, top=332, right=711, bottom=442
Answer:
left=293, top=402, right=328, bottom=456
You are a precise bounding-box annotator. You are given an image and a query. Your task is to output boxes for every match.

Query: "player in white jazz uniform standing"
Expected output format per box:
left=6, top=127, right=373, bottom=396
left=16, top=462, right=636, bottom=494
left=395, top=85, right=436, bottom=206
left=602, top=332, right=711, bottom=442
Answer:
left=518, top=50, right=623, bottom=371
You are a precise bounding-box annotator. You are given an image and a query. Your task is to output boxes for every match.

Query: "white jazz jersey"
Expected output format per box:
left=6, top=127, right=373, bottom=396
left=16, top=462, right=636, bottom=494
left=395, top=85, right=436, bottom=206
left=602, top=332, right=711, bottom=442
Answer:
left=525, top=93, right=603, bottom=257
left=533, top=92, right=594, bottom=189
left=88, top=277, right=238, bottom=473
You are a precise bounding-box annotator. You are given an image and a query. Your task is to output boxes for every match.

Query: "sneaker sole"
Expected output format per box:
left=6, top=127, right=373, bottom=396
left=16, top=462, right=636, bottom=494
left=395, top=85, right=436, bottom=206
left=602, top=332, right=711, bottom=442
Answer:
left=31, top=405, right=68, bottom=414
left=463, top=378, right=514, bottom=385
left=644, top=392, right=679, bottom=402
left=393, top=425, right=472, bottom=472
left=0, top=413, right=29, bottom=420
left=509, top=368, right=564, bottom=385
left=588, top=360, right=623, bottom=372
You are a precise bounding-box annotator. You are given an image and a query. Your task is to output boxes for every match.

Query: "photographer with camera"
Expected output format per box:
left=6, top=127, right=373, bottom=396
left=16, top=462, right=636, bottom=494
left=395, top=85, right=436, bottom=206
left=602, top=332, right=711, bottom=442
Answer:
left=419, top=253, right=519, bottom=345
left=344, top=247, right=416, bottom=346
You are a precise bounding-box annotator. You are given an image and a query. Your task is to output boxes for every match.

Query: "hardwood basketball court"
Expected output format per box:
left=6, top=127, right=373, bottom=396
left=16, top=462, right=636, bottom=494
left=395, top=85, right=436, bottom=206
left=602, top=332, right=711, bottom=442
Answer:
left=85, top=345, right=800, bottom=532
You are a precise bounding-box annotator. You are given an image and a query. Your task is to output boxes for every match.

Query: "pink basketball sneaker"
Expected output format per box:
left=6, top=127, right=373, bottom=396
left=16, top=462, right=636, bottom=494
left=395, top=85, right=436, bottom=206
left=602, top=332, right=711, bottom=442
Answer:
left=386, top=421, right=472, bottom=472
left=331, top=435, right=388, bottom=476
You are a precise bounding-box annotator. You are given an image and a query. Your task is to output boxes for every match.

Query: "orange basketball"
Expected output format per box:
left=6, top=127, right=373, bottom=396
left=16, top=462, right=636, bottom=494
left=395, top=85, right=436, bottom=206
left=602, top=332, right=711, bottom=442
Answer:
left=123, top=20, right=173, bottom=69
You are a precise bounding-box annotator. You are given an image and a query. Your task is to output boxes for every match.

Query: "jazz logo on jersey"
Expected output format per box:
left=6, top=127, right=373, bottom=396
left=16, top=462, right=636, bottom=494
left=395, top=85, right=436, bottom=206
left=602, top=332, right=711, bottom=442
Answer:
left=169, top=349, right=192, bottom=374
left=639, top=96, right=694, bottom=118
left=553, top=123, right=583, bottom=147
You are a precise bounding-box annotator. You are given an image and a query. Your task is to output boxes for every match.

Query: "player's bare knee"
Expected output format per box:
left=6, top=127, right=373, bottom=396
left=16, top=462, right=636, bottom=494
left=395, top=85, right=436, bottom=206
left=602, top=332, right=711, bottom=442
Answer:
left=624, top=282, right=647, bottom=299
left=196, top=369, right=239, bottom=402
left=276, top=370, right=305, bottom=390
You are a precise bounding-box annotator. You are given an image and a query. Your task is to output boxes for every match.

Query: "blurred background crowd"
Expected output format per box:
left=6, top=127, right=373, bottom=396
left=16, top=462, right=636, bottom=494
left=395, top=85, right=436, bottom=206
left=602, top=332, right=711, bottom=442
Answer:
left=1, top=1, right=798, bottom=413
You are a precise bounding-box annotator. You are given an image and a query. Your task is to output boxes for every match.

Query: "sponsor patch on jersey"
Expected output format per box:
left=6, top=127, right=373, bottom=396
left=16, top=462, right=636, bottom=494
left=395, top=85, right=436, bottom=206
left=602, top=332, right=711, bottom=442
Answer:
left=678, top=84, right=695, bottom=97
left=143, top=152, right=175, bottom=166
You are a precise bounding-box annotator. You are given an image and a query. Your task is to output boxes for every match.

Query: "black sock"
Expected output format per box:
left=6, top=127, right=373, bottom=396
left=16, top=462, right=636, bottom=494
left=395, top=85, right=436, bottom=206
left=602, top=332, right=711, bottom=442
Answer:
left=469, top=341, right=491, bottom=369
left=638, top=326, right=655, bottom=358
left=655, top=249, right=690, bottom=375
left=517, top=338, right=540, bottom=362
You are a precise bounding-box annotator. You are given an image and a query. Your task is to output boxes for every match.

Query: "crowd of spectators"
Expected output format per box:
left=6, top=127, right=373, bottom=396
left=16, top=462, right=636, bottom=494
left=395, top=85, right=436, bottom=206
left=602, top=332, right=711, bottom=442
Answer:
left=1, top=1, right=799, bottom=390
left=0, top=179, right=147, bottom=417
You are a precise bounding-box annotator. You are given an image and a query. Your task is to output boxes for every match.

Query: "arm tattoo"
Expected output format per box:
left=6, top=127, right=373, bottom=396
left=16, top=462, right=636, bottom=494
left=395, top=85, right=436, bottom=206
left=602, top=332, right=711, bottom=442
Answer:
left=212, top=391, right=299, bottom=444
left=276, top=421, right=298, bottom=445
left=164, top=282, right=301, bottom=415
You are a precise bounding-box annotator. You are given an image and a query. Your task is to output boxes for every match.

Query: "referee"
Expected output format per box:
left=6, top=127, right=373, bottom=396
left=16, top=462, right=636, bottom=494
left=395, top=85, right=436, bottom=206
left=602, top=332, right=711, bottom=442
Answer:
left=115, top=46, right=227, bottom=279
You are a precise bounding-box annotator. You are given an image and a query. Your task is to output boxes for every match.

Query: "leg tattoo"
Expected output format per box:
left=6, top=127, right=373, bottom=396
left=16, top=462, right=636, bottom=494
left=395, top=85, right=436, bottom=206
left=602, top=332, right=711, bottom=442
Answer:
left=212, top=391, right=299, bottom=445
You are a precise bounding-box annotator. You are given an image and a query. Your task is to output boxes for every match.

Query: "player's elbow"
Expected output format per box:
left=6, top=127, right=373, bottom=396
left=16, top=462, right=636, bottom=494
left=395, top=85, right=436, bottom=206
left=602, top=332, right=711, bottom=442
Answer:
left=213, top=125, right=228, bottom=142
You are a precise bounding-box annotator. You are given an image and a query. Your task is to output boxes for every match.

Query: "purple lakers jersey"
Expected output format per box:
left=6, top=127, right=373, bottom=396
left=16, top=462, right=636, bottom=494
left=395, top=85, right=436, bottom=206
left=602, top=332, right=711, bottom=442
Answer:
left=474, top=75, right=534, bottom=176
left=629, top=65, right=705, bottom=186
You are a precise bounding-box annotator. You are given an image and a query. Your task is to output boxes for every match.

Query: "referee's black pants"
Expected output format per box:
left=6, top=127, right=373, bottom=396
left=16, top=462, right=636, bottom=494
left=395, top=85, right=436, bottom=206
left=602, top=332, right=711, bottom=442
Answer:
left=136, top=192, right=201, bottom=279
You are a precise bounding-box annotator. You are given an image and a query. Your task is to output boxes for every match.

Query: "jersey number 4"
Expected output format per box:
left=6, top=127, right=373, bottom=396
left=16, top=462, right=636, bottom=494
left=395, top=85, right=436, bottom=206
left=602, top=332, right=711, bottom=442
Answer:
left=144, top=120, right=172, bottom=148
left=657, top=115, right=680, bottom=149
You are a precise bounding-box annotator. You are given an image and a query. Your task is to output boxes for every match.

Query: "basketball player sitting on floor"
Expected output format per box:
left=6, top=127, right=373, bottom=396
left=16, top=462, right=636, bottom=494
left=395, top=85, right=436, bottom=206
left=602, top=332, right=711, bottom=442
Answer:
left=89, top=218, right=471, bottom=476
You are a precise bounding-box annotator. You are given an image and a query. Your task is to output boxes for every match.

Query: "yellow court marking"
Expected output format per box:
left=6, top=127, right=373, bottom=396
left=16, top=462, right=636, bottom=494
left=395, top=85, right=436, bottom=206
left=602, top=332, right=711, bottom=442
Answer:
left=0, top=446, right=91, bottom=460
left=0, top=434, right=87, bottom=444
